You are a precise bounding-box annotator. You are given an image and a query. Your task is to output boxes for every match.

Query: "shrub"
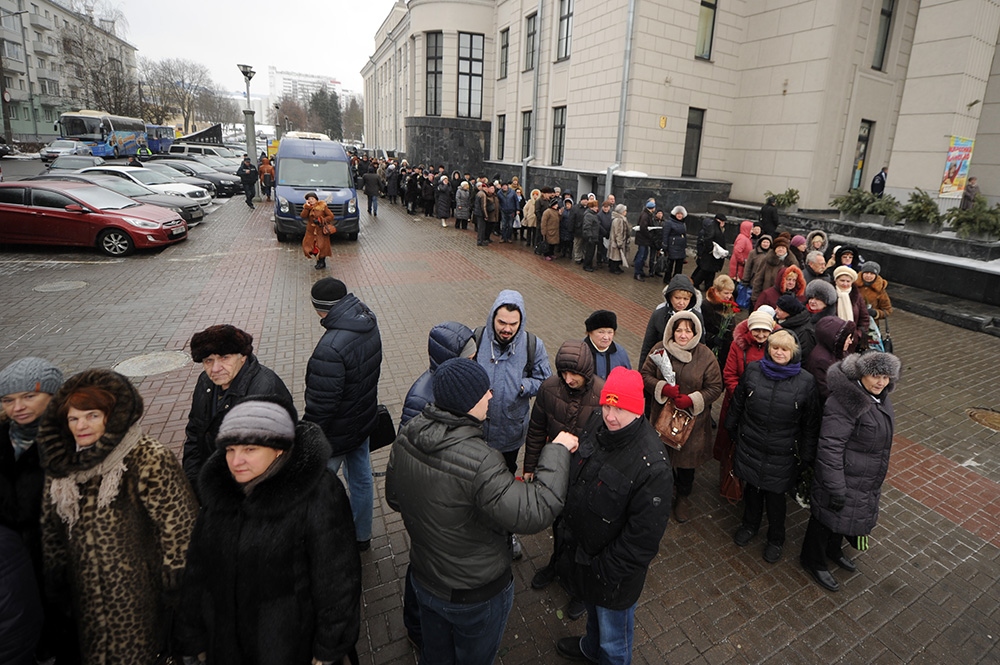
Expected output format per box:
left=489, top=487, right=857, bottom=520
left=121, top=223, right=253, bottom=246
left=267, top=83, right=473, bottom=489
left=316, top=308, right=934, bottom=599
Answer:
left=943, top=195, right=1000, bottom=238
left=899, top=188, right=943, bottom=228
left=830, top=189, right=875, bottom=216
left=764, top=188, right=800, bottom=208
left=864, top=194, right=900, bottom=220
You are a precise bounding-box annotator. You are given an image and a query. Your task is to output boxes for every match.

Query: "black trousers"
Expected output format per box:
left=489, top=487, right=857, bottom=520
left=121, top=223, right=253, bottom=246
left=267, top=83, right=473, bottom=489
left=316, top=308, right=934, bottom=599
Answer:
left=476, top=216, right=489, bottom=244
left=242, top=181, right=255, bottom=205
left=690, top=267, right=716, bottom=291
left=662, top=258, right=685, bottom=283
left=581, top=239, right=597, bottom=269
left=674, top=467, right=695, bottom=496
left=800, top=515, right=846, bottom=570
left=741, top=483, right=788, bottom=545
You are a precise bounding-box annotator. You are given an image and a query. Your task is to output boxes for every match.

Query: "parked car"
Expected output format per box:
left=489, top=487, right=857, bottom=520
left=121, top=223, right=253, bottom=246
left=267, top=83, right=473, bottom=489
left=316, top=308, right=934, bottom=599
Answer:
left=23, top=174, right=205, bottom=224
left=0, top=137, right=12, bottom=158
left=141, top=161, right=230, bottom=197
left=168, top=143, right=240, bottom=159
left=151, top=153, right=239, bottom=175
left=0, top=181, right=187, bottom=256
left=77, top=166, right=212, bottom=207
left=159, top=160, right=241, bottom=197
left=41, top=140, right=93, bottom=162
left=47, top=155, right=106, bottom=172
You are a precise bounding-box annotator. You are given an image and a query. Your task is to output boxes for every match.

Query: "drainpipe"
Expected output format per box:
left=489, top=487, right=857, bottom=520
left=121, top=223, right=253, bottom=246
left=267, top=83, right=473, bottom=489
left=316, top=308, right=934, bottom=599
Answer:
left=609, top=0, right=638, bottom=199
left=525, top=0, right=542, bottom=185
left=521, top=155, right=534, bottom=188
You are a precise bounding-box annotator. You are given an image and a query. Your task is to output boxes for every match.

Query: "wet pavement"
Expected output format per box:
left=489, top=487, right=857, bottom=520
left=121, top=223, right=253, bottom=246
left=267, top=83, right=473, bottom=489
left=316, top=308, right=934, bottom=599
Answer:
left=1, top=196, right=999, bottom=664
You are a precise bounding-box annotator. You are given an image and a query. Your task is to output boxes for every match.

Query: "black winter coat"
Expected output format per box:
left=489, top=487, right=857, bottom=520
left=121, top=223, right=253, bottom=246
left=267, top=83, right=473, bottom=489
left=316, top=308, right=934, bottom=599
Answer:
left=759, top=203, right=779, bottom=237
left=661, top=216, right=687, bottom=259
left=177, top=423, right=361, bottom=665
left=582, top=209, right=601, bottom=242
left=556, top=411, right=672, bottom=610
left=0, top=422, right=44, bottom=553
left=777, top=309, right=816, bottom=361
left=304, top=294, right=383, bottom=456
left=570, top=204, right=587, bottom=238
left=183, top=355, right=293, bottom=491
left=727, top=361, right=820, bottom=493
left=810, top=357, right=895, bottom=536
left=0, top=525, right=42, bottom=665
left=804, top=317, right=854, bottom=402
left=635, top=208, right=654, bottom=247
left=696, top=218, right=727, bottom=272
left=434, top=181, right=452, bottom=218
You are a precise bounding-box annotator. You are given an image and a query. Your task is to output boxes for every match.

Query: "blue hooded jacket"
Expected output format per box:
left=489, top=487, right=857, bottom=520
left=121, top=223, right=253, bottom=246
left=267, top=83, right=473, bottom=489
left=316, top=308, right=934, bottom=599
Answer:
left=399, top=321, right=474, bottom=429
left=476, top=290, right=551, bottom=452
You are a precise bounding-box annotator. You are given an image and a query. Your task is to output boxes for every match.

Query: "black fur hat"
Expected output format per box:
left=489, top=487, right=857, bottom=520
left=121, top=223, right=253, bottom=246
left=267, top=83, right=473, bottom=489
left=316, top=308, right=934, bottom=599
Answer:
left=190, top=325, right=254, bottom=362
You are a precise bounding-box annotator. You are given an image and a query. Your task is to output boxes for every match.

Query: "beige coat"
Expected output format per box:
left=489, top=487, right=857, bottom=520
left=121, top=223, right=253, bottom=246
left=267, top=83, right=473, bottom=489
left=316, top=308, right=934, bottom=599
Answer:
left=608, top=211, right=631, bottom=263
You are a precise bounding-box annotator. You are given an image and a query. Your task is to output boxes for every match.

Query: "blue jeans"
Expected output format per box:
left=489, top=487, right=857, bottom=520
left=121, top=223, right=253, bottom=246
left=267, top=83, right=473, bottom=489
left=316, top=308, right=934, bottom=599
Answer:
left=413, top=576, right=514, bottom=665
left=368, top=193, right=379, bottom=215
left=579, top=602, right=636, bottom=665
left=633, top=246, right=649, bottom=277
left=327, top=437, right=373, bottom=541
left=500, top=211, right=515, bottom=241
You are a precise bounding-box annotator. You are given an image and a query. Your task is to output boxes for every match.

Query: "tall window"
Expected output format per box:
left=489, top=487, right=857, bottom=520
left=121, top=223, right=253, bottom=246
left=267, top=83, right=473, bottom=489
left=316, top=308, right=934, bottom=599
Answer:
left=681, top=108, right=705, bottom=177
left=695, top=0, right=717, bottom=60
left=496, top=115, right=506, bottom=160
left=872, top=0, right=894, bottom=71
left=458, top=32, right=484, bottom=119
left=524, top=13, right=537, bottom=71
left=499, top=28, right=509, bottom=79
left=521, top=110, right=532, bottom=160
left=557, top=0, right=574, bottom=60
left=551, top=107, right=566, bottom=166
left=425, top=32, right=443, bottom=116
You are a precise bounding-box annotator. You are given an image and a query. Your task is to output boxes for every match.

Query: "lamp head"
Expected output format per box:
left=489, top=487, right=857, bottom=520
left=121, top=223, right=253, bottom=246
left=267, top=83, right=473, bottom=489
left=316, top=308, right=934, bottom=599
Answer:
left=237, top=63, right=255, bottom=81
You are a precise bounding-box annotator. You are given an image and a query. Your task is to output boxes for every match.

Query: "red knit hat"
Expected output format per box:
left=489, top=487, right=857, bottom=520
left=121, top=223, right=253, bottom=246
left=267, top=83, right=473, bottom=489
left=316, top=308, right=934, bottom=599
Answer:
left=600, top=367, right=645, bottom=416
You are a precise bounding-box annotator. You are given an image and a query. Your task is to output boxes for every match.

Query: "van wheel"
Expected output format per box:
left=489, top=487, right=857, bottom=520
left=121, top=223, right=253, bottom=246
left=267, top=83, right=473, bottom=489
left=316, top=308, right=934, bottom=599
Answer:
left=349, top=232, right=358, bottom=241
left=97, top=228, right=134, bottom=256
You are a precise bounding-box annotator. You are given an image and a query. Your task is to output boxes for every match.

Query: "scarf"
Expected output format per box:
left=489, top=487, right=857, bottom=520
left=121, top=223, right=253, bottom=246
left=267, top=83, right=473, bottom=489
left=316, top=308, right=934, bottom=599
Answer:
left=241, top=448, right=290, bottom=496
left=9, top=420, right=39, bottom=462
left=836, top=286, right=854, bottom=323
left=49, top=425, right=143, bottom=535
left=760, top=357, right=801, bottom=381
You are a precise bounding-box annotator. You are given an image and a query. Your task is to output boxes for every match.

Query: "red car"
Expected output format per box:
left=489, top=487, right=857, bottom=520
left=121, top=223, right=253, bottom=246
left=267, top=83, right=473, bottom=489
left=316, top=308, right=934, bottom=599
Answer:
left=0, top=181, right=187, bottom=256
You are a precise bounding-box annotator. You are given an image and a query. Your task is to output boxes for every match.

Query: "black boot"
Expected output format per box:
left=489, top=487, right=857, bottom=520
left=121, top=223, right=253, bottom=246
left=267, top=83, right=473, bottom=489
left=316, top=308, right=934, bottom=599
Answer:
left=315, top=258, right=326, bottom=269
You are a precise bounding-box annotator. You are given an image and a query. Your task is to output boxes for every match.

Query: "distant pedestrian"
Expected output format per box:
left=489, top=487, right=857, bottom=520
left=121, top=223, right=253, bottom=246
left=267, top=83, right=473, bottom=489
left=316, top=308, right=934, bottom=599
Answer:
left=759, top=197, right=779, bottom=237
left=455, top=181, right=472, bottom=230
left=362, top=166, right=382, bottom=216
left=660, top=206, right=688, bottom=282
left=300, top=192, right=335, bottom=270
left=691, top=213, right=728, bottom=291
left=435, top=175, right=452, bottom=227
left=258, top=157, right=274, bottom=201
left=960, top=176, right=979, bottom=210
left=871, top=167, right=887, bottom=198
left=236, top=156, right=258, bottom=208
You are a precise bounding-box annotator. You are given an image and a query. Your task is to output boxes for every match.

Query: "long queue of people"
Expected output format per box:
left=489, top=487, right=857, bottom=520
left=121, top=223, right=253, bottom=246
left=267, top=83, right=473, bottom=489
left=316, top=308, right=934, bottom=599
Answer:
left=1, top=176, right=900, bottom=665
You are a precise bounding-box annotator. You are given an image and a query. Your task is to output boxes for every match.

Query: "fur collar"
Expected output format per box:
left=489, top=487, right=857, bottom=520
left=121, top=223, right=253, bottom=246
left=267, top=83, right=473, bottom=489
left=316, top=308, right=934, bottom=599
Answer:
left=198, top=421, right=332, bottom=515
left=37, top=369, right=143, bottom=477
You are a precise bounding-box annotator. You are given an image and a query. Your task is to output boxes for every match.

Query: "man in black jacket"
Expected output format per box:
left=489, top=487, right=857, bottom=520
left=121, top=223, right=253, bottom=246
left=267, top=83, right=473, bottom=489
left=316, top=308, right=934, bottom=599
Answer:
left=183, top=325, right=292, bottom=493
left=235, top=156, right=258, bottom=209
left=304, top=278, right=383, bottom=551
left=554, top=367, right=672, bottom=663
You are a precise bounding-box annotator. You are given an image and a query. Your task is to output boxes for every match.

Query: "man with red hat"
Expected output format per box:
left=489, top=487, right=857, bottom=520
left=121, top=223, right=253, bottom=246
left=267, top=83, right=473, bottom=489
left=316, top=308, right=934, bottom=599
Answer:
left=553, top=367, right=672, bottom=664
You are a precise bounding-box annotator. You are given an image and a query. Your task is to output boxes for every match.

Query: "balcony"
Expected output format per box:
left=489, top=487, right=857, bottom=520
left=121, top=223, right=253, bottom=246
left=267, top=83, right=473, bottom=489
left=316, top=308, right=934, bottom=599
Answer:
left=34, top=66, right=57, bottom=80
left=2, top=58, right=26, bottom=75
left=33, top=40, right=57, bottom=57
left=29, top=13, right=52, bottom=31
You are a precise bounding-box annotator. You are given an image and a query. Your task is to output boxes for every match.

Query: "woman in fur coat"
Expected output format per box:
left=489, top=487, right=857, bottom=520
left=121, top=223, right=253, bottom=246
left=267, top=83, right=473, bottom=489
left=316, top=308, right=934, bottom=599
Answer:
left=607, top=203, right=631, bottom=274
left=177, top=397, right=361, bottom=665
left=38, top=369, right=198, bottom=665
left=301, top=192, right=335, bottom=270
left=800, top=352, right=899, bottom=592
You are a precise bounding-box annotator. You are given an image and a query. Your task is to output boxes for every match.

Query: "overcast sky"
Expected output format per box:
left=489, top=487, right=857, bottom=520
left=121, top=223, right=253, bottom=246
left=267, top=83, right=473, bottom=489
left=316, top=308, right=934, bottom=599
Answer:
left=116, top=0, right=397, bottom=95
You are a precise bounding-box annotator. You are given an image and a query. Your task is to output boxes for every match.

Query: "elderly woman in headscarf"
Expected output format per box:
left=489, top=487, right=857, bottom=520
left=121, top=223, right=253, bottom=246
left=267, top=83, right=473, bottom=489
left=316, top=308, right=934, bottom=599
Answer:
left=641, top=311, right=723, bottom=523
left=37, top=369, right=197, bottom=664
left=301, top=192, right=335, bottom=271
left=800, top=352, right=900, bottom=592
left=832, top=266, right=869, bottom=352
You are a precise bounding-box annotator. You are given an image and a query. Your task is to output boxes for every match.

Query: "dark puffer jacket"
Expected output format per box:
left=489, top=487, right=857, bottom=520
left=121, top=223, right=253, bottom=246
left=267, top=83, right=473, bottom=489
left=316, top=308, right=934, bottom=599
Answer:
left=810, top=356, right=896, bottom=536
left=661, top=215, right=687, bottom=260
left=635, top=207, right=654, bottom=247
left=0, top=421, right=44, bottom=561
left=726, top=352, right=820, bottom=493
left=556, top=411, right=672, bottom=610
left=183, top=354, right=293, bottom=489
left=177, top=422, right=361, bottom=665
left=304, top=294, right=383, bottom=456
left=582, top=208, right=601, bottom=243
left=400, top=322, right=474, bottom=428
left=522, top=341, right=604, bottom=475
left=0, top=525, right=42, bottom=665
left=386, top=405, right=569, bottom=602
left=804, top=317, right=855, bottom=402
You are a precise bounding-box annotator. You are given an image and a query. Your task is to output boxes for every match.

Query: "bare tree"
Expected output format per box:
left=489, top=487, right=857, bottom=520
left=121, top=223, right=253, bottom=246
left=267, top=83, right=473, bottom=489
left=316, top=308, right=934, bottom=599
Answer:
left=87, top=61, right=140, bottom=117
left=156, top=58, right=212, bottom=134
left=197, top=91, right=241, bottom=127
left=138, top=57, right=173, bottom=124
left=269, top=95, right=310, bottom=133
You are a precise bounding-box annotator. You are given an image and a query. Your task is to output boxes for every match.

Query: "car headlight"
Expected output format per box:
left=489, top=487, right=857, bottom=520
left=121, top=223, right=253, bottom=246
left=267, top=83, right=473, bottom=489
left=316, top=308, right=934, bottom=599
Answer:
left=279, top=196, right=289, bottom=213
left=348, top=197, right=357, bottom=214
left=165, top=190, right=185, bottom=197
left=123, top=217, right=160, bottom=229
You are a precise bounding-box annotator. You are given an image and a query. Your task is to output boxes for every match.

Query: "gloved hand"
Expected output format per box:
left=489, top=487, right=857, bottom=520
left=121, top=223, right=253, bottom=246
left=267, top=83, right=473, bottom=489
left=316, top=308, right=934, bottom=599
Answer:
left=829, top=494, right=846, bottom=512
left=661, top=383, right=680, bottom=400
left=672, top=393, right=694, bottom=410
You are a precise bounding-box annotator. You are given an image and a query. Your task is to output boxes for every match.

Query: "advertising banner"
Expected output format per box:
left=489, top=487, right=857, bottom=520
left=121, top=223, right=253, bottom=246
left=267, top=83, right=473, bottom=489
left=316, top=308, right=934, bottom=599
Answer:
left=939, top=136, right=974, bottom=198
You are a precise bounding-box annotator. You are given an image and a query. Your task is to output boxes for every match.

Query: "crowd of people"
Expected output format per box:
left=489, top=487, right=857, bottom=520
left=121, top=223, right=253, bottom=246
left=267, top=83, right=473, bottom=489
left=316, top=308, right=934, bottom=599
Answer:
left=1, top=162, right=904, bottom=664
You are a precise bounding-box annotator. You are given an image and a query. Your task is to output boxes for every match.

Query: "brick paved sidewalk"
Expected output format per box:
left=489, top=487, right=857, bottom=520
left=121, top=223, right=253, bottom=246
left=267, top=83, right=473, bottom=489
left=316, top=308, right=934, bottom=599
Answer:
left=1, top=197, right=999, bottom=664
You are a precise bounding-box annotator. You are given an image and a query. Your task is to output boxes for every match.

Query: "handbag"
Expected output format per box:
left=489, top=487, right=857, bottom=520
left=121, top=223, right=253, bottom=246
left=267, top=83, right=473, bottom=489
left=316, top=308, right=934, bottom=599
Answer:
left=654, top=398, right=696, bottom=450
left=321, top=221, right=337, bottom=236
left=881, top=317, right=893, bottom=354
left=368, top=404, right=397, bottom=453
left=719, top=449, right=743, bottom=504
left=735, top=283, right=752, bottom=310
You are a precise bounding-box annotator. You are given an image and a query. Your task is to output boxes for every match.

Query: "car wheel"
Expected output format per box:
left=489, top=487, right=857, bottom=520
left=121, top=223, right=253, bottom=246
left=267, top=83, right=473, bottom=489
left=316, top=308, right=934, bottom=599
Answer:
left=113, top=146, right=120, bottom=159
left=349, top=232, right=359, bottom=241
left=274, top=222, right=288, bottom=242
left=97, top=228, right=134, bottom=256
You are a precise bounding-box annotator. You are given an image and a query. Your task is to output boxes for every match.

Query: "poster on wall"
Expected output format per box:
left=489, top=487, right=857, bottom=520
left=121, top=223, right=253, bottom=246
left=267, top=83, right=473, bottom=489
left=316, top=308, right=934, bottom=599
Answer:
left=939, top=136, right=974, bottom=198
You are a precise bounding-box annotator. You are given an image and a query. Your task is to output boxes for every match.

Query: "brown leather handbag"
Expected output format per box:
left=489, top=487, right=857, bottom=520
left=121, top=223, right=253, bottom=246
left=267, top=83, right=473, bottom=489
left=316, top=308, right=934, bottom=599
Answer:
left=654, top=398, right=696, bottom=450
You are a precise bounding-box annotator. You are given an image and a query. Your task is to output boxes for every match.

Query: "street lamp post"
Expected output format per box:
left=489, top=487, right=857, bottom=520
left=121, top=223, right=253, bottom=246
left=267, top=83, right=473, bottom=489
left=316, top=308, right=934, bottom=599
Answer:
left=273, top=102, right=281, bottom=141
left=237, top=63, right=257, bottom=166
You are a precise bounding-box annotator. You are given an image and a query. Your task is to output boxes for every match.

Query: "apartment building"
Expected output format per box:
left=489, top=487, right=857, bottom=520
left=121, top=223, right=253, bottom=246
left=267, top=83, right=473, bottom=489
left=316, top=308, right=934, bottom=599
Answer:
left=364, top=0, right=1000, bottom=211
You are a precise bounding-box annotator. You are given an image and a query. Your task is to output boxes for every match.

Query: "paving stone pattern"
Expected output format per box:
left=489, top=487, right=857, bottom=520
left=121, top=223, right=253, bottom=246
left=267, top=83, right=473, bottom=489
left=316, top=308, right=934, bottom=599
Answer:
left=1, top=198, right=999, bottom=664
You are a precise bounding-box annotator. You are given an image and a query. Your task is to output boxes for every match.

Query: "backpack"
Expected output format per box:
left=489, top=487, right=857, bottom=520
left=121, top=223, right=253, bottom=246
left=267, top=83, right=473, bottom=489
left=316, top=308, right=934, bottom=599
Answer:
left=472, top=326, right=538, bottom=378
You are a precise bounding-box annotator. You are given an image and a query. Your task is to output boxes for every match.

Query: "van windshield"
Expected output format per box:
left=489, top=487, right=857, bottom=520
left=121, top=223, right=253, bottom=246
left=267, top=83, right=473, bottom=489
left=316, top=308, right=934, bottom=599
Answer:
left=277, top=158, right=353, bottom=188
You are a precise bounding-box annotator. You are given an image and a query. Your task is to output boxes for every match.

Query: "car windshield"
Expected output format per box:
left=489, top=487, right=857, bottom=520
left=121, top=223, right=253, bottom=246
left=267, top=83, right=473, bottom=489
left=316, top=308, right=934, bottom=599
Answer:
left=183, top=162, right=214, bottom=174
left=277, top=158, right=353, bottom=188
left=144, top=163, right=181, bottom=175
left=90, top=178, right=153, bottom=197
left=214, top=147, right=237, bottom=158
left=50, top=140, right=76, bottom=149
left=51, top=156, right=95, bottom=168
left=129, top=170, right=171, bottom=186
left=70, top=186, right=142, bottom=211
left=199, top=156, right=226, bottom=167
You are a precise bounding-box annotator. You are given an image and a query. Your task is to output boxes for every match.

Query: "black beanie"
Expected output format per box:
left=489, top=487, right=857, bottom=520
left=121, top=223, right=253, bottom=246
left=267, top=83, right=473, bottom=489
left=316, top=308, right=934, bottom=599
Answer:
left=776, top=295, right=805, bottom=316
left=190, top=325, right=254, bottom=362
left=433, top=358, right=490, bottom=416
left=585, top=310, right=618, bottom=332
left=311, top=278, right=348, bottom=314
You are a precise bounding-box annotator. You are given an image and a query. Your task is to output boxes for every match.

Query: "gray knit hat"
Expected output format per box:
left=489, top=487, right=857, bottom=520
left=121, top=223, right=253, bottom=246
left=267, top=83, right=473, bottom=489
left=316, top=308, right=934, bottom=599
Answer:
left=860, top=261, right=881, bottom=276
left=433, top=358, right=491, bottom=416
left=0, top=357, right=64, bottom=397
left=216, top=399, right=296, bottom=450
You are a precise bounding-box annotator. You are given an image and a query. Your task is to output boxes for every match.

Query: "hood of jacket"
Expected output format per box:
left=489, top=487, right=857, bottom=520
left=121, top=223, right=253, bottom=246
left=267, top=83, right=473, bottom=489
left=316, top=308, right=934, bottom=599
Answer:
left=774, top=265, right=806, bottom=296
left=662, top=310, right=704, bottom=347
left=833, top=245, right=860, bottom=269
left=37, top=368, right=144, bottom=477
left=428, top=321, right=474, bottom=372
left=814, top=316, right=855, bottom=355
left=555, top=340, right=596, bottom=385
left=753, top=234, right=773, bottom=255
left=662, top=274, right=702, bottom=311
left=485, top=289, right=528, bottom=349
left=739, top=220, right=753, bottom=238
left=198, top=421, right=332, bottom=516
left=321, top=293, right=377, bottom=335
left=806, top=230, right=828, bottom=253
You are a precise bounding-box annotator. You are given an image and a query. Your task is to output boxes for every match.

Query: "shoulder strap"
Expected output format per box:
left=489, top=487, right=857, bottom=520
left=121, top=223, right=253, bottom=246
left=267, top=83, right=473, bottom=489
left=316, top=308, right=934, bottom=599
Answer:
left=473, top=326, right=485, bottom=361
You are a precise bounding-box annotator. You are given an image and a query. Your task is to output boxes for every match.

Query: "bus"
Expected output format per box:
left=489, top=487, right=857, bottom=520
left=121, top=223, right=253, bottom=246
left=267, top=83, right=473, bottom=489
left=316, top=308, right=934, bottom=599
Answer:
left=145, top=124, right=175, bottom=153
left=56, top=110, right=146, bottom=158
